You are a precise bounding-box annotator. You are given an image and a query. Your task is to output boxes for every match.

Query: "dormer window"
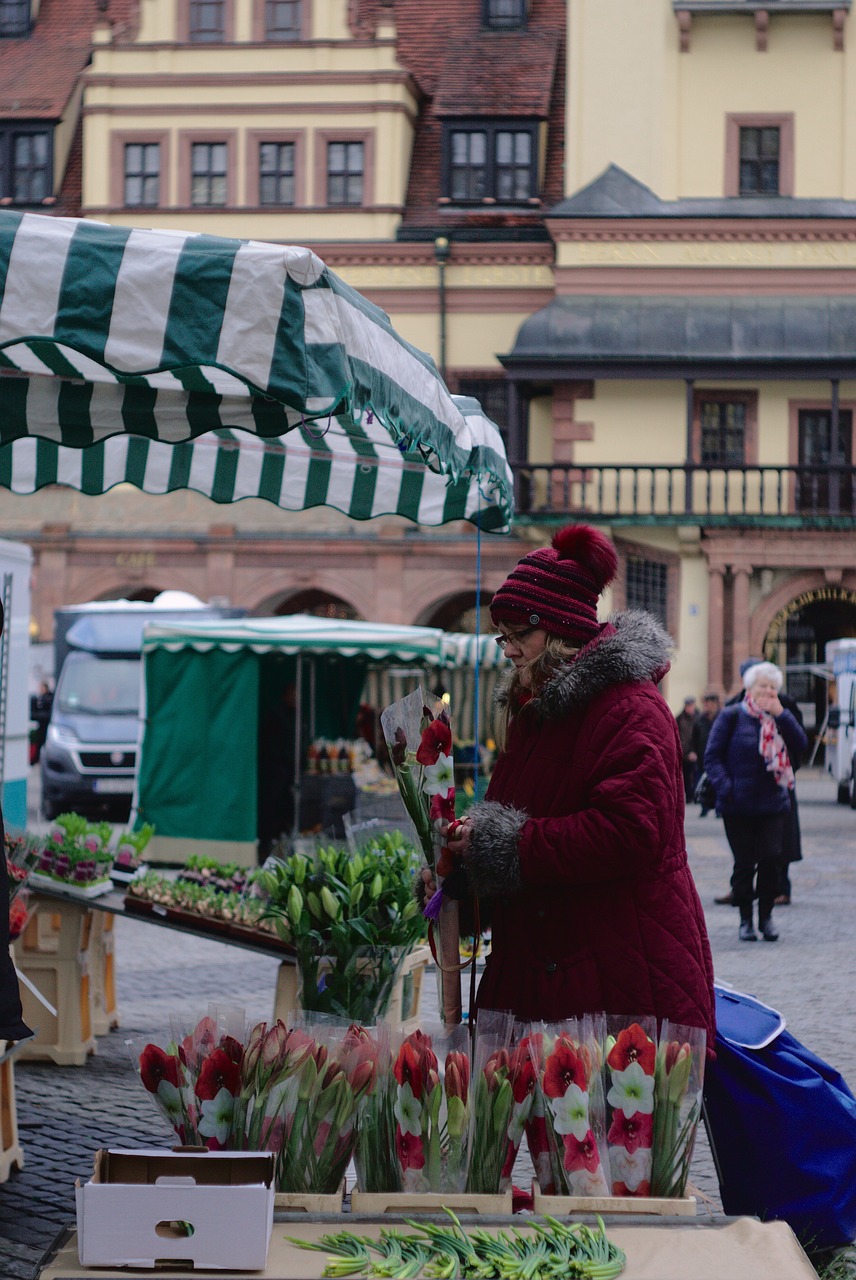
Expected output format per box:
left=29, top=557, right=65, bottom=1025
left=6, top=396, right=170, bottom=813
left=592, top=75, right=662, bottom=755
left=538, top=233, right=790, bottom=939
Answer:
left=483, top=0, right=526, bottom=30
left=444, top=121, right=537, bottom=204
left=0, top=0, right=30, bottom=37
left=0, top=125, right=51, bottom=202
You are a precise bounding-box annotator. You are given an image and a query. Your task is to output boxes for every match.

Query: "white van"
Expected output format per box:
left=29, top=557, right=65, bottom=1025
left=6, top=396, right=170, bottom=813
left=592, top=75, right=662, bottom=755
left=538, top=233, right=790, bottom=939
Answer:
left=825, top=638, right=856, bottom=807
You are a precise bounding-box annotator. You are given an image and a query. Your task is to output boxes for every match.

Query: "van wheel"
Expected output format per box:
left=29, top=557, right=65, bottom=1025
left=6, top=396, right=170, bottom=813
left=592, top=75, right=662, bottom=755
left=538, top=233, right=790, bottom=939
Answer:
left=838, top=783, right=850, bottom=805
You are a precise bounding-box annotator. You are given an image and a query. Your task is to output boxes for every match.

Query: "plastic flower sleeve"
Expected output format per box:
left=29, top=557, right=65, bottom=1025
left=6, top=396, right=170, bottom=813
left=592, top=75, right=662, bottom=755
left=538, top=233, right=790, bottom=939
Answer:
left=381, top=688, right=461, bottom=1024
left=295, top=941, right=411, bottom=1024
left=166, top=1006, right=249, bottom=1150
left=390, top=1021, right=470, bottom=1193
left=353, top=1021, right=402, bottom=1193
left=604, top=1015, right=658, bottom=1197
left=133, top=1035, right=198, bottom=1146
left=465, top=1010, right=519, bottom=1194
left=530, top=1019, right=609, bottom=1198
left=650, top=1021, right=706, bottom=1199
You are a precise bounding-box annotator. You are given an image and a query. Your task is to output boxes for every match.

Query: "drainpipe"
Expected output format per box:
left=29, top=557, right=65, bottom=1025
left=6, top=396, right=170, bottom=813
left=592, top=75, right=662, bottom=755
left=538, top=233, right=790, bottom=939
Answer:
left=433, top=236, right=451, bottom=383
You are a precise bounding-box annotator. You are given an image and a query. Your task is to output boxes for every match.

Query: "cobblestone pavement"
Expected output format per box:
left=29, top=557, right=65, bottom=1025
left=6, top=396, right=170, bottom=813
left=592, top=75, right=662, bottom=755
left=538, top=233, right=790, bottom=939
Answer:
left=1, top=768, right=853, bottom=1278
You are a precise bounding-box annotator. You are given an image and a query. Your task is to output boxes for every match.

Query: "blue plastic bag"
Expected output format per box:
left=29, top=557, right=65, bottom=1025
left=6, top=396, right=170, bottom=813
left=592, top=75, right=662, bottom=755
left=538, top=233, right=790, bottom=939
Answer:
left=704, top=985, right=856, bottom=1250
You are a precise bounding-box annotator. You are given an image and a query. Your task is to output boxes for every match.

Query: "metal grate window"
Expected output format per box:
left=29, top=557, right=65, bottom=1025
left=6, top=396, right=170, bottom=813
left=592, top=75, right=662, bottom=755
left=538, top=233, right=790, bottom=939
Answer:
left=700, top=399, right=746, bottom=465
left=191, top=142, right=227, bottom=205
left=189, top=0, right=225, bottom=42
left=739, top=126, right=780, bottom=196
left=483, top=0, right=526, bottom=28
left=326, top=141, right=363, bottom=207
left=124, top=143, right=160, bottom=208
left=259, top=142, right=295, bottom=205
left=0, top=0, right=29, bottom=36
left=625, top=556, right=668, bottom=628
left=265, top=0, right=301, bottom=37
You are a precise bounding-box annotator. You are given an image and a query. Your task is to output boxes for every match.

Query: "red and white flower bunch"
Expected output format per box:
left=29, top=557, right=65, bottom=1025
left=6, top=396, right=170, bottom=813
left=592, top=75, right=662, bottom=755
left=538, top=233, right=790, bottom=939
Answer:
left=138, top=1009, right=247, bottom=1149
left=604, top=1019, right=657, bottom=1197
left=530, top=1019, right=610, bottom=1198
left=380, top=688, right=455, bottom=873
left=390, top=1024, right=470, bottom=1193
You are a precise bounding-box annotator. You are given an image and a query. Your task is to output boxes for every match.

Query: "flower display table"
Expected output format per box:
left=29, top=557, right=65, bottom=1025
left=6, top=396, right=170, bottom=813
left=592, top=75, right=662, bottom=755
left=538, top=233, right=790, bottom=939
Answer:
left=39, top=1216, right=819, bottom=1280
left=0, top=1039, right=25, bottom=1182
left=13, top=896, right=96, bottom=1066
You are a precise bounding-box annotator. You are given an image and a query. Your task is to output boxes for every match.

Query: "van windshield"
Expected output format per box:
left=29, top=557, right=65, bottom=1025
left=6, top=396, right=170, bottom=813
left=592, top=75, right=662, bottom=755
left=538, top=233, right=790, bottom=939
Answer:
left=57, top=655, right=140, bottom=716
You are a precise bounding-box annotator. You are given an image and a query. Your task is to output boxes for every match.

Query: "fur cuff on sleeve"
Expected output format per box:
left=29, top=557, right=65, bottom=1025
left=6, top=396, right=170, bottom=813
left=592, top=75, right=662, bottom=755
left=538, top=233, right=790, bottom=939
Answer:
left=463, top=800, right=528, bottom=897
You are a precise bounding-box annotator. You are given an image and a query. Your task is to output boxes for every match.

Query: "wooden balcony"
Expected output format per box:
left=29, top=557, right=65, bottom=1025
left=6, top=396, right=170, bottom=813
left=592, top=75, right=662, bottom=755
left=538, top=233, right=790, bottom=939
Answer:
left=510, top=463, right=856, bottom=528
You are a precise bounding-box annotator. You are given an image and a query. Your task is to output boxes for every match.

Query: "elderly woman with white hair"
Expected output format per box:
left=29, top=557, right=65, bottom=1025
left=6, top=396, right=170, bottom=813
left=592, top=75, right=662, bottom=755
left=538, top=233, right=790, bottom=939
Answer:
left=704, top=661, right=807, bottom=943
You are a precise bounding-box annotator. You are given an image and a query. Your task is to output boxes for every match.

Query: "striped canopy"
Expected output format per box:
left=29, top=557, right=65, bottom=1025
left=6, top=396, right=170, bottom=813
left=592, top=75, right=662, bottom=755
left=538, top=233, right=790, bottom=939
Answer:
left=0, top=211, right=513, bottom=531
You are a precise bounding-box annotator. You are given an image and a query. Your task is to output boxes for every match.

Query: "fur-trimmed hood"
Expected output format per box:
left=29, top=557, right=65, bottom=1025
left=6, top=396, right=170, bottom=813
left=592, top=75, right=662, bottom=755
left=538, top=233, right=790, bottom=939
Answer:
left=497, top=610, right=673, bottom=723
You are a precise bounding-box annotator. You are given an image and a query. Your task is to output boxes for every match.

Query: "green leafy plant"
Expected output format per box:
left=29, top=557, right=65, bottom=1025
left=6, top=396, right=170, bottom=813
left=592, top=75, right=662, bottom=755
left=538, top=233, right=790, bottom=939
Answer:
left=258, top=834, right=426, bottom=1021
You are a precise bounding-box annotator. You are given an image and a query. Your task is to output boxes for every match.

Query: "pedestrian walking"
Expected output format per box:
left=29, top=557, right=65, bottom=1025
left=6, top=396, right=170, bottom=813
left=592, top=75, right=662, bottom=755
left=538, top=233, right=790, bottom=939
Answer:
left=425, top=523, right=715, bottom=1043
left=713, top=658, right=805, bottom=906
left=703, top=661, right=807, bottom=943
left=676, top=695, right=701, bottom=802
left=692, top=692, right=721, bottom=816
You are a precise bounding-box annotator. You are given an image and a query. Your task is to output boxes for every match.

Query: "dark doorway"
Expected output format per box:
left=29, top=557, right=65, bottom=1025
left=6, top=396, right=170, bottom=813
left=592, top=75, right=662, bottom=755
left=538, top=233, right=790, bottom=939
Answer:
left=766, top=594, right=856, bottom=754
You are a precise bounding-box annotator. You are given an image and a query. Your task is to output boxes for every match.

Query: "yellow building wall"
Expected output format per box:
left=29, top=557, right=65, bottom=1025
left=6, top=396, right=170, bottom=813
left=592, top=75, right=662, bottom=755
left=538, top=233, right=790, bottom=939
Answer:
left=133, top=0, right=355, bottom=43
left=566, top=0, right=856, bottom=200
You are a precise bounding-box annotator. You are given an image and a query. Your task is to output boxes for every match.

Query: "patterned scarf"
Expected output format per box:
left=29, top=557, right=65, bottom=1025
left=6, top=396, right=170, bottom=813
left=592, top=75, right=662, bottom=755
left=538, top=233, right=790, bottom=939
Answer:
left=744, top=694, right=795, bottom=790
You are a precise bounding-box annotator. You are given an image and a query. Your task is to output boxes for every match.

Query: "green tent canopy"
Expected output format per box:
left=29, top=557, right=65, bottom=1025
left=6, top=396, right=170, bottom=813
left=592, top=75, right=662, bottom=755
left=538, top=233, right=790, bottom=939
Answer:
left=137, top=615, right=509, bottom=865
left=0, top=211, right=513, bottom=530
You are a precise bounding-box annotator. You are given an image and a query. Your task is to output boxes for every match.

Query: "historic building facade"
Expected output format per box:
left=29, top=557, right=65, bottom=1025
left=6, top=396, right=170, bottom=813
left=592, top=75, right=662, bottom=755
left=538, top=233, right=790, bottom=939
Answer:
left=1, top=0, right=856, bottom=727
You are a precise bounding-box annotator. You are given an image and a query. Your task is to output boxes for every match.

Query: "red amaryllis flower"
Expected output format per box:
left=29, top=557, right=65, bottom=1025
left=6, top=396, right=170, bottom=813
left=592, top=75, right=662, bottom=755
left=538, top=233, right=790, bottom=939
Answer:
left=563, top=1130, right=602, bottom=1174
left=445, top=1051, right=469, bottom=1104
left=218, top=1035, right=244, bottom=1068
left=543, top=1038, right=587, bottom=1098
left=178, top=1015, right=217, bottom=1069
left=430, top=791, right=456, bottom=823
left=607, top=1109, right=653, bottom=1152
left=613, top=1180, right=651, bottom=1198
left=509, top=1045, right=537, bottom=1104
left=607, top=1024, right=655, bottom=1075
left=416, top=716, right=452, bottom=766
left=395, top=1126, right=426, bottom=1171
left=394, top=1030, right=438, bottom=1096
left=195, top=1048, right=241, bottom=1101
left=483, top=1048, right=510, bottom=1094
left=139, top=1044, right=183, bottom=1093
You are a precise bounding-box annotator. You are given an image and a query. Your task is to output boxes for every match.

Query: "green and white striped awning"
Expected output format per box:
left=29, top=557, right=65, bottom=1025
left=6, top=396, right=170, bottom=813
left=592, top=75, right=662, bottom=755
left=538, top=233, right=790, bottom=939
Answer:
left=0, top=395, right=506, bottom=528
left=0, top=211, right=513, bottom=531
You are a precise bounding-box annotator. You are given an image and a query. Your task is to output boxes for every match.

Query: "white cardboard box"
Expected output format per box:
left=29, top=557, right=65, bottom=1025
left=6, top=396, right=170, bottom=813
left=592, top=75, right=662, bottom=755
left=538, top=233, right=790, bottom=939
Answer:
left=75, top=1148, right=275, bottom=1270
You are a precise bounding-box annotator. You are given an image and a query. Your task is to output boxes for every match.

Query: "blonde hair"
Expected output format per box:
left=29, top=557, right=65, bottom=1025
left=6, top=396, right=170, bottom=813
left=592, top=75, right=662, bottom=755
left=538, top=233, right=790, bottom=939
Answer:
left=494, top=633, right=581, bottom=751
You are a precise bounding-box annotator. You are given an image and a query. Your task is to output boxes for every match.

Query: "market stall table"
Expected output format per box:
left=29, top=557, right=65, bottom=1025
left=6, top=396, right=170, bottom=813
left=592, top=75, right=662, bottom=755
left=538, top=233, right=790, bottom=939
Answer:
left=39, top=1215, right=818, bottom=1280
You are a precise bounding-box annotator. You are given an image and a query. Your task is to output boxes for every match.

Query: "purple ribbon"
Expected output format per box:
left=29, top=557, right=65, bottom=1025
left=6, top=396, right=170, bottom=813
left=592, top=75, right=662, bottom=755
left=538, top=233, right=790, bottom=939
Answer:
left=423, top=886, right=444, bottom=921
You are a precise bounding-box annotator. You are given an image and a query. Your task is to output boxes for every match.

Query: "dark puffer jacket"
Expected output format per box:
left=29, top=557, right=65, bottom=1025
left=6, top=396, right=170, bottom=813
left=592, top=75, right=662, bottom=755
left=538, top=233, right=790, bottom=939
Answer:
left=703, top=702, right=807, bottom=817
left=465, top=611, right=715, bottom=1047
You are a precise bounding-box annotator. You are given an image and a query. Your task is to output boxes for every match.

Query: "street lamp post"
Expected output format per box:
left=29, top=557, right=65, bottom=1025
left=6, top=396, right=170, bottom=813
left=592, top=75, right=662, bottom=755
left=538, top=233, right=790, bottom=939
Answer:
left=434, top=236, right=451, bottom=383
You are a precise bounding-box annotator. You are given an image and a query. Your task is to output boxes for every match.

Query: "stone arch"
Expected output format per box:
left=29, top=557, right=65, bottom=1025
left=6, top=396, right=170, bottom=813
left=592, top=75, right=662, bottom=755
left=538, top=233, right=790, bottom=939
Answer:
left=413, top=589, right=493, bottom=633
left=253, top=586, right=364, bottom=620
left=405, top=569, right=507, bottom=627
left=750, top=570, right=856, bottom=657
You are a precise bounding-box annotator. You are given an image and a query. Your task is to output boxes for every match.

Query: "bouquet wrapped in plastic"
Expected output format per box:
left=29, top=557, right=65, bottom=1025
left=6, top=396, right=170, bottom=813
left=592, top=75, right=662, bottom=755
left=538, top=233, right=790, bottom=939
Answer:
left=380, top=688, right=462, bottom=1024
left=604, top=1016, right=657, bottom=1197
left=466, top=1014, right=536, bottom=1194
left=390, top=1023, right=471, bottom=1193
left=650, top=1021, right=706, bottom=1198
left=530, top=1017, right=610, bottom=1197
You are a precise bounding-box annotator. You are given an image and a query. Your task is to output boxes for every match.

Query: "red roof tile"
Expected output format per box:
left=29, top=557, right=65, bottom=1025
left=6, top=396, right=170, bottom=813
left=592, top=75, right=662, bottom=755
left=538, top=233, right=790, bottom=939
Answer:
left=434, top=32, right=558, bottom=117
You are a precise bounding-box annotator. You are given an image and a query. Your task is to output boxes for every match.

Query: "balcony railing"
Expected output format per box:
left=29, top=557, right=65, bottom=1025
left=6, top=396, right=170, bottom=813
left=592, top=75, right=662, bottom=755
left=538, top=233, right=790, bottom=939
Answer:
left=510, top=463, right=856, bottom=527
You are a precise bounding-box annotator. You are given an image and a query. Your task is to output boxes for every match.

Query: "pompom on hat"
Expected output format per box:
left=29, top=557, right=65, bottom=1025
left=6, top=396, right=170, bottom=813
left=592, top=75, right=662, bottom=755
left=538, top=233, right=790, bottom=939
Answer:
left=490, top=524, right=618, bottom=643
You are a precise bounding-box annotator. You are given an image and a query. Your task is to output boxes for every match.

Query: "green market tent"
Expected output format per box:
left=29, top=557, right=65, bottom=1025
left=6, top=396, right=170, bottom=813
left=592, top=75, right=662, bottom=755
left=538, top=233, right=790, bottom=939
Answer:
left=137, top=615, right=509, bottom=865
left=0, top=211, right=513, bottom=530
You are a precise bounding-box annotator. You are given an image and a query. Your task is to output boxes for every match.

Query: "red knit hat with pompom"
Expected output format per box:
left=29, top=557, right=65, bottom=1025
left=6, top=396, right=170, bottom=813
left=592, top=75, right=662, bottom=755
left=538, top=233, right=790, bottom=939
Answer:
left=490, top=525, right=618, bottom=643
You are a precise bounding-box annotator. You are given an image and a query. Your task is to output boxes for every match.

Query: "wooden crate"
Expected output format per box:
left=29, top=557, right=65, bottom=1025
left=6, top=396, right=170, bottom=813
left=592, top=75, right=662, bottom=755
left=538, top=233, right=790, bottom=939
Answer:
left=532, top=1181, right=697, bottom=1217
left=351, top=1188, right=513, bottom=1216
left=274, top=1181, right=344, bottom=1213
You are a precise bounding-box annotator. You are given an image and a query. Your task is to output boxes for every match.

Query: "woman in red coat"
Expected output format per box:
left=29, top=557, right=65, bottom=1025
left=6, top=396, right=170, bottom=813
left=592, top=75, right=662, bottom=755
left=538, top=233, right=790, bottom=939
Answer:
left=446, top=524, right=715, bottom=1046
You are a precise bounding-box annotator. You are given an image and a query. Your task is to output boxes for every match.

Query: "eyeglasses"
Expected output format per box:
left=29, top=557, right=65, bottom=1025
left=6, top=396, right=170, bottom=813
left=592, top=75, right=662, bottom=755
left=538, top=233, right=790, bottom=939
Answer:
left=494, top=625, right=538, bottom=650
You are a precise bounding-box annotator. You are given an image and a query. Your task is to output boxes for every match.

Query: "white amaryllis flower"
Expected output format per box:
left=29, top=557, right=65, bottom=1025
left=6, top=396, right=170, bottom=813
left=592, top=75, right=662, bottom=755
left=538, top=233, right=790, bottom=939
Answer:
left=608, top=1144, right=652, bottom=1192
left=422, top=752, right=454, bottom=798
left=568, top=1167, right=610, bottom=1196
left=393, top=1082, right=423, bottom=1137
left=156, top=1079, right=184, bottom=1123
left=198, top=1087, right=236, bottom=1146
left=507, top=1094, right=534, bottom=1146
left=548, top=1083, right=590, bottom=1140
left=606, top=1061, right=655, bottom=1118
